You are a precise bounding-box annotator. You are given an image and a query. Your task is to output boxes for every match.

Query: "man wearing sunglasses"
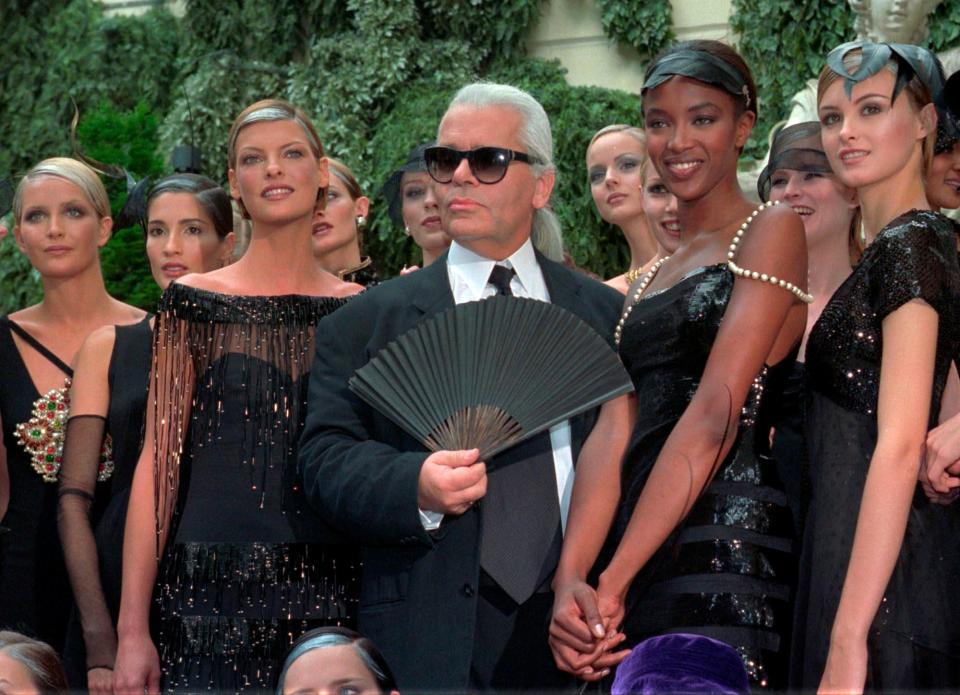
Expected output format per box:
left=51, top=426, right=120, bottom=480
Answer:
left=300, top=82, right=627, bottom=692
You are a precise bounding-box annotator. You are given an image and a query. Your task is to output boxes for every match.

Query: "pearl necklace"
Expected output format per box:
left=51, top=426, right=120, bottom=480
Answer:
left=614, top=255, right=670, bottom=347
left=613, top=200, right=813, bottom=347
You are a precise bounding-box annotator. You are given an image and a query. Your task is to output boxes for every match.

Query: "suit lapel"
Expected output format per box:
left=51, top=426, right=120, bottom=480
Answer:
left=537, top=251, right=589, bottom=320
left=410, top=253, right=455, bottom=317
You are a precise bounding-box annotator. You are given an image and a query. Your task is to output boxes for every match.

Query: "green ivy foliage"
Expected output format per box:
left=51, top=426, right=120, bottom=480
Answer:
left=0, top=1, right=180, bottom=178
left=597, top=0, right=674, bottom=60
left=179, top=0, right=352, bottom=66
left=0, top=238, right=43, bottom=316
left=76, top=102, right=166, bottom=310
left=417, top=0, right=544, bottom=62
left=288, top=0, right=480, bottom=169
left=928, top=1, right=960, bottom=54
left=731, top=0, right=855, bottom=159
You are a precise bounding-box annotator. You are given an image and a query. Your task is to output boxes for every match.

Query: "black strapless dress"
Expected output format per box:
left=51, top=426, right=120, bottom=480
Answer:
left=794, top=210, right=960, bottom=689
left=150, top=284, right=360, bottom=692
left=614, top=264, right=795, bottom=689
left=61, top=316, right=154, bottom=683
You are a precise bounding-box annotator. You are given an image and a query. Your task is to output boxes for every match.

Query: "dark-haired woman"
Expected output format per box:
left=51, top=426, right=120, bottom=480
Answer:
left=793, top=42, right=960, bottom=692
left=113, top=100, right=362, bottom=694
left=276, top=627, right=400, bottom=695
left=381, top=142, right=450, bottom=271
left=0, top=158, right=145, bottom=653
left=58, top=174, right=235, bottom=694
left=550, top=40, right=808, bottom=688
left=312, top=158, right=380, bottom=286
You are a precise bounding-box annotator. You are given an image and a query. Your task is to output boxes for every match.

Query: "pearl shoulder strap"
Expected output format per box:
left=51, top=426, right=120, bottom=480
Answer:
left=614, top=201, right=812, bottom=347
left=728, top=200, right=812, bottom=304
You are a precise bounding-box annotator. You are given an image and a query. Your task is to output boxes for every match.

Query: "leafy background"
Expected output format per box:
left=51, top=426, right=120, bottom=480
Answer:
left=2, top=0, right=958, bottom=312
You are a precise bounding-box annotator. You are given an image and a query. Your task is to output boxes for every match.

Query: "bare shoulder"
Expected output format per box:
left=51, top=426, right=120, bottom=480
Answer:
left=172, top=269, right=233, bottom=294
left=73, top=325, right=117, bottom=375
left=333, top=280, right=365, bottom=298
left=739, top=203, right=806, bottom=262
left=604, top=274, right=629, bottom=295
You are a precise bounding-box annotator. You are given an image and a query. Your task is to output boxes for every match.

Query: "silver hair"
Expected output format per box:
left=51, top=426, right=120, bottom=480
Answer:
left=444, top=82, right=565, bottom=262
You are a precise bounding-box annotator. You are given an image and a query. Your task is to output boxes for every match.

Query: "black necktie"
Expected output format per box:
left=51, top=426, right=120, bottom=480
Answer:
left=487, top=265, right=515, bottom=296
left=480, top=432, right=562, bottom=604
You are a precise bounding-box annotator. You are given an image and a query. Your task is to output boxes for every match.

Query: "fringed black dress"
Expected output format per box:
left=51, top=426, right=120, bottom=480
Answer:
left=149, top=284, right=359, bottom=691
left=614, top=264, right=796, bottom=689
left=794, top=210, right=960, bottom=689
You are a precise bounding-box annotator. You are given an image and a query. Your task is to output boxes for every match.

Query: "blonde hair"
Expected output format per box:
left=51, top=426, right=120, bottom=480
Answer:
left=13, top=157, right=110, bottom=222
left=327, top=158, right=364, bottom=200
left=587, top=124, right=646, bottom=154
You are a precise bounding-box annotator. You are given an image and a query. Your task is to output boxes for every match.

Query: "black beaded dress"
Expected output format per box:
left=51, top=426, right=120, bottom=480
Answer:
left=59, top=315, right=153, bottom=682
left=150, top=284, right=359, bottom=691
left=0, top=317, right=74, bottom=651
left=794, top=210, right=960, bottom=689
left=614, top=263, right=796, bottom=689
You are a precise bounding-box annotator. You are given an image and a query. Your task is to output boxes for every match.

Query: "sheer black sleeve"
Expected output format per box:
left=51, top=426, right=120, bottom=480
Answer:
left=57, top=414, right=117, bottom=670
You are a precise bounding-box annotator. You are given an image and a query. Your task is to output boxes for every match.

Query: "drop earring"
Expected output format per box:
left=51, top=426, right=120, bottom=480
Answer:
left=356, top=215, right=367, bottom=229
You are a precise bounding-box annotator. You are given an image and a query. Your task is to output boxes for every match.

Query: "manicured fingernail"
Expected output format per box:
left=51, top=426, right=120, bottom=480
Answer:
left=602, top=669, right=611, bottom=677
left=593, top=624, right=605, bottom=638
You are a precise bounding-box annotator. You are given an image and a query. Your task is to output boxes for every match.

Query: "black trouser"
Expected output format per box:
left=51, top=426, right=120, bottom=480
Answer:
left=468, top=570, right=575, bottom=692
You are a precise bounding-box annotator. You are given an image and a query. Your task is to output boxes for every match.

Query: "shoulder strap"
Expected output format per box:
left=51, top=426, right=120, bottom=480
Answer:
left=727, top=201, right=813, bottom=304
left=4, top=319, right=74, bottom=377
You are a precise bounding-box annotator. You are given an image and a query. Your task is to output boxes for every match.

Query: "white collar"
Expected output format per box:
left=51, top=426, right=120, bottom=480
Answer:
left=447, top=238, right=542, bottom=301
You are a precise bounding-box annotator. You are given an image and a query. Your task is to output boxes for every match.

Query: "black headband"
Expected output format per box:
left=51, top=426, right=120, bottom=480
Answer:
left=826, top=41, right=944, bottom=103
left=643, top=48, right=753, bottom=112
left=757, top=122, right=833, bottom=202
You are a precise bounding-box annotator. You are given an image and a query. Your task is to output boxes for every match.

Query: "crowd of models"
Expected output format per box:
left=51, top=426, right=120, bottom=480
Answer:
left=1, top=36, right=960, bottom=695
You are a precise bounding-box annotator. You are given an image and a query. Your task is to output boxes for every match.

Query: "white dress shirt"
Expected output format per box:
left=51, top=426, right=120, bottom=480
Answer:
left=419, top=239, right=575, bottom=533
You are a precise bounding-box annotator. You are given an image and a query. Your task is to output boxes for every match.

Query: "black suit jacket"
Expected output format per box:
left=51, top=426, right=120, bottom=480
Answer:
left=298, top=251, right=623, bottom=691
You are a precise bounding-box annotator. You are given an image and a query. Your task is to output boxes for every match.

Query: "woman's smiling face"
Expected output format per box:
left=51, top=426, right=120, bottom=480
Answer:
left=643, top=76, right=754, bottom=202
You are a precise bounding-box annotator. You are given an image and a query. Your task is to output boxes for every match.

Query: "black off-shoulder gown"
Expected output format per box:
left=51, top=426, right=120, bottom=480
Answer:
left=149, top=284, right=359, bottom=691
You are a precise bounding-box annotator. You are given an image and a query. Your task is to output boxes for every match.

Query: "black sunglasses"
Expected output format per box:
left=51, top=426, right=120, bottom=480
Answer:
left=424, top=146, right=541, bottom=185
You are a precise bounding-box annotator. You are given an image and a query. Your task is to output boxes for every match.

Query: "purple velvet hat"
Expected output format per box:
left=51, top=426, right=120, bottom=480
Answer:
left=611, top=633, right=750, bottom=695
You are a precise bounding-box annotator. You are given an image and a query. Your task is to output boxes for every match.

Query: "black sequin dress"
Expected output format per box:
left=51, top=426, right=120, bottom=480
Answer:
left=150, top=284, right=359, bottom=691
left=794, top=210, right=960, bottom=689
left=614, top=264, right=795, bottom=689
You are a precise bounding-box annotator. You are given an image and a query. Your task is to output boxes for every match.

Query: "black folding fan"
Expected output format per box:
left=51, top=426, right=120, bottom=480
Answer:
left=349, top=296, right=634, bottom=460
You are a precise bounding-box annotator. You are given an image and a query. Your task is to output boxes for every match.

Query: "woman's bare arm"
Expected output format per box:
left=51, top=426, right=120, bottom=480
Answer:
left=819, top=300, right=938, bottom=693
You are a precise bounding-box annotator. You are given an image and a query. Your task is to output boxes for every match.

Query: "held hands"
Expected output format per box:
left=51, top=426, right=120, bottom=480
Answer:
left=417, top=448, right=486, bottom=515
left=86, top=667, right=113, bottom=695
left=113, top=634, right=161, bottom=695
left=920, top=419, right=960, bottom=504
left=549, top=577, right=630, bottom=681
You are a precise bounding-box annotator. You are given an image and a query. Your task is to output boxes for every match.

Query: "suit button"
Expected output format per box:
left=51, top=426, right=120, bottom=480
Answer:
left=461, top=583, right=475, bottom=597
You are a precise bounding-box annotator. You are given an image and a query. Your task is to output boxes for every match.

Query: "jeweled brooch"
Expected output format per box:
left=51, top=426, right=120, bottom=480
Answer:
left=14, top=378, right=114, bottom=483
